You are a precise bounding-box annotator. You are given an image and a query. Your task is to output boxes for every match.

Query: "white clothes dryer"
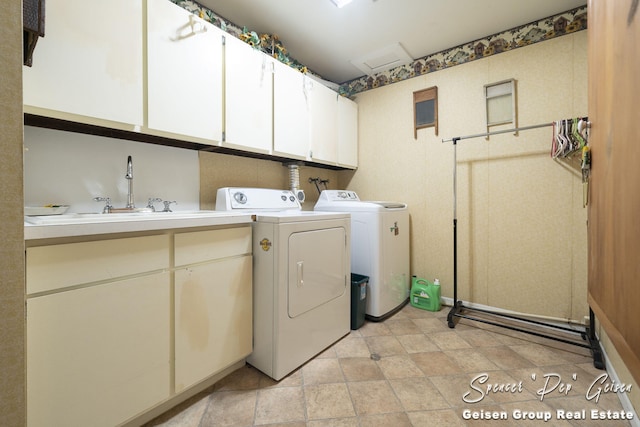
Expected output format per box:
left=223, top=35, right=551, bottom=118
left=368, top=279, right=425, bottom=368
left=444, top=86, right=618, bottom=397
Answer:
left=216, top=188, right=350, bottom=380
left=315, top=190, right=410, bottom=321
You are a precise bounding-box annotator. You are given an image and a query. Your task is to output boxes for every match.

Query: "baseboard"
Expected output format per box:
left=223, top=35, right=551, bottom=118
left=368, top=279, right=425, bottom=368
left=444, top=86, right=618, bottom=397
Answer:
left=597, top=341, right=640, bottom=427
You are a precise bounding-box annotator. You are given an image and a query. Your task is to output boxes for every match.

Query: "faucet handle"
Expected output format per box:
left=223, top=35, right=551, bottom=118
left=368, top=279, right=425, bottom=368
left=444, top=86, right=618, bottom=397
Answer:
left=147, top=198, right=162, bottom=212
left=162, top=200, right=177, bottom=212
left=93, top=196, right=112, bottom=214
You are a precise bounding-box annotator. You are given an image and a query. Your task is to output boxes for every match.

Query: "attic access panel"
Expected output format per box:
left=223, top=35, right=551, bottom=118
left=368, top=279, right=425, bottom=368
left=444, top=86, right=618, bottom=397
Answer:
left=413, top=86, right=438, bottom=138
left=350, top=43, right=413, bottom=76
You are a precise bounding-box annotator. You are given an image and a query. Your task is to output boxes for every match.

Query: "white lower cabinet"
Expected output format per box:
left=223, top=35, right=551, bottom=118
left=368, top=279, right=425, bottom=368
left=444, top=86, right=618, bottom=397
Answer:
left=26, top=225, right=253, bottom=426
left=27, top=272, right=171, bottom=427
left=174, top=227, right=253, bottom=391
left=175, top=255, right=252, bottom=391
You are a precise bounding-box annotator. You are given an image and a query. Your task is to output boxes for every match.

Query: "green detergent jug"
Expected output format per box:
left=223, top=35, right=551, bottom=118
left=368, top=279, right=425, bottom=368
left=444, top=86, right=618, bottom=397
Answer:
left=410, top=276, right=441, bottom=311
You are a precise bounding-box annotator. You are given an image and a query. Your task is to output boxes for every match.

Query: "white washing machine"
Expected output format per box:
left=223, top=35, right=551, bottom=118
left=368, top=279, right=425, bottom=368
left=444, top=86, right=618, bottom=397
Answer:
left=315, top=190, right=410, bottom=321
left=216, top=188, right=351, bottom=380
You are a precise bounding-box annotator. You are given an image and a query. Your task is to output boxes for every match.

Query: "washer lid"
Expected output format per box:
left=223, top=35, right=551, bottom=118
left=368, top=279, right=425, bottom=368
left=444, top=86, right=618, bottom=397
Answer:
left=315, top=200, right=407, bottom=212
left=371, top=202, right=406, bottom=209
left=314, top=190, right=407, bottom=212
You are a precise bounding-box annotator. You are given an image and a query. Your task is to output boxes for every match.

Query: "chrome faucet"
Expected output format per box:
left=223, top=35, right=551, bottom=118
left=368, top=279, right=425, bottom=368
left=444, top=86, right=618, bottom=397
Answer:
left=125, top=155, right=135, bottom=209
left=94, top=155, right=156, bottom=213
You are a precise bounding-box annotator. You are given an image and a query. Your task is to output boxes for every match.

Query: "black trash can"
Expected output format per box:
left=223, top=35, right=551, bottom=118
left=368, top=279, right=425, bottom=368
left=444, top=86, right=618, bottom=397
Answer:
left=350, top=273, right=368, bottom=330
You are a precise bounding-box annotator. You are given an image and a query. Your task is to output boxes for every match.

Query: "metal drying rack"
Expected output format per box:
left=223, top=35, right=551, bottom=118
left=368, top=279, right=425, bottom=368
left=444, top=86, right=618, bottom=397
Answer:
left=442, top=122, right=604, bottom=369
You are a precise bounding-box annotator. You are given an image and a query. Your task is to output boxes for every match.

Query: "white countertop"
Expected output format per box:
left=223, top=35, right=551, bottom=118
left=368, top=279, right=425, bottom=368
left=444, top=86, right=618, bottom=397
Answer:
left=24, top=211, right=254, bottom=240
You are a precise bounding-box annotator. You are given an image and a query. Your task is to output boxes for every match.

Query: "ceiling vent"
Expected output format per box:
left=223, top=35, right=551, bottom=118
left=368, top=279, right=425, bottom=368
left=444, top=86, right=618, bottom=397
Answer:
left=349, top=42, right=413, bottom=76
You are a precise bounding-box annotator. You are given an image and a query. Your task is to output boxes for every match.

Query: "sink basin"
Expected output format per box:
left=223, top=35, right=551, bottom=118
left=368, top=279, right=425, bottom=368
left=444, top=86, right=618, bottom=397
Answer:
left=24, top=210, right=230, bottom=225
left=24, top=209, right=254, bottom=240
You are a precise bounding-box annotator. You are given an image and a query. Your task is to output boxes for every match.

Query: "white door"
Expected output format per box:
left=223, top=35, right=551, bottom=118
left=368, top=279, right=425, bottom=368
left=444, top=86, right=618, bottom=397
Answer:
left=23, top=0, right=143, bottom=127
left=308, top=81, right=339, bottom=164
left=288, top=227, right=347, bottom=318
left=337, top=96, right=358, bottom=168
left=224, top=35, right=273, bottom=153
left=273, top=60, right=311, bottom=159
left=27, top=274, right=170, bottom=427
left=147, top=0, right=223, bottom=142
left=175, top=255, right=252, bottom=392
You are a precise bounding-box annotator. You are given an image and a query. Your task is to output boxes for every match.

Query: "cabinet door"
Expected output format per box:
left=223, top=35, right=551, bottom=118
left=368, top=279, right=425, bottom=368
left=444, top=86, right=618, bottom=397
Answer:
left=273, top=60, right=310, bottom=159
left=23, top=0, right=143, bottom=128
left=308, top=81, right=339, bottom=164
left=26, top=234, right=169, bottom=295
left=147, top=0, right=223, bottom=142
left=27, top=273, right=171, bottom=427
left=175, top=255, right=252, bottom=392
left=224, top=35, right=273, bottom=153
left=337, top=96, right=358, bottom=168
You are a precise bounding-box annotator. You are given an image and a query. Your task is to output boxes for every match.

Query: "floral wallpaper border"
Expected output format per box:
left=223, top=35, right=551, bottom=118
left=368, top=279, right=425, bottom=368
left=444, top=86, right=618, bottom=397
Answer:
left=170, top=1, right=587, bottom=97
left=168, top=0, right=311, bottom=73
left=342, top=6, right=587, bottom=96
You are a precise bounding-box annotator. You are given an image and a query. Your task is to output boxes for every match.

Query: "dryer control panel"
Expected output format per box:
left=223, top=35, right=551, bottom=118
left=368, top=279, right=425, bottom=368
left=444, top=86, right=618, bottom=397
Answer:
left=216, top=187, right=301, bottom=211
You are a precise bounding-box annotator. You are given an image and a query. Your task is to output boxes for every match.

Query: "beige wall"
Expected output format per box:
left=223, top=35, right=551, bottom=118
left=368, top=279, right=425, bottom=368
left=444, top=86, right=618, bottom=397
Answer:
left=339, top=31, right=588, bottom=321
left=199, top=152, right=341, bottom=210
left=0, top=0, right=26, bottom=425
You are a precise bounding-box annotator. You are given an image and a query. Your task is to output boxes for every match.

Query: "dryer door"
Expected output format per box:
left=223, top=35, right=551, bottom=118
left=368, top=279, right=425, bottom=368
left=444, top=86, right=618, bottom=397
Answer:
left=288, top=227, right=347, bottom=318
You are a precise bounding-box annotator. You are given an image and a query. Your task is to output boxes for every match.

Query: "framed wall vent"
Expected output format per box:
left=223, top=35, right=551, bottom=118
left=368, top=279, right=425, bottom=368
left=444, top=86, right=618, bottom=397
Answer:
left=413, top=86, right=438, bottom=138
left=485, top=79, right=517, bottom=134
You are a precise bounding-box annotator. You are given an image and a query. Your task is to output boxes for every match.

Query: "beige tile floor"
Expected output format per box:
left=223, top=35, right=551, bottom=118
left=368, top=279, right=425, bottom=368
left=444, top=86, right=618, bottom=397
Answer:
left=146, top=304, right=635, bottom=426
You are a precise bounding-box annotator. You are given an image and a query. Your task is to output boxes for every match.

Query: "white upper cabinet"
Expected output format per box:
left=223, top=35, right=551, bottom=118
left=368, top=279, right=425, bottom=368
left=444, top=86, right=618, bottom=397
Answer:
left=23, top=0, right=143, bottom=128
left=21, top=0, right=357, bottom=168
left=147, top=0, right=223, bottom=143
left=273, top=60, right=311, bottom=160
left=274, top=62, right=358, bottom=168
left=337, top=96, right=358, bottom=168
left=223, top=34, right=273, bottom=154
left=308, top=81, right=339, bottom=165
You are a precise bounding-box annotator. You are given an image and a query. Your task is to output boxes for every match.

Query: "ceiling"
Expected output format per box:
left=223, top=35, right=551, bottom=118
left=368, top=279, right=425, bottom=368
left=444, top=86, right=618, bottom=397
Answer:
left=199, top=0, right=587, bottom=84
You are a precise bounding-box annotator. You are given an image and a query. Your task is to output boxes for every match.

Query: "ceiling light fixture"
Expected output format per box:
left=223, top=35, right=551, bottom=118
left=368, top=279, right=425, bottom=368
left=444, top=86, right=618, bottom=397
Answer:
left=330, top=0, right=353, bottom=8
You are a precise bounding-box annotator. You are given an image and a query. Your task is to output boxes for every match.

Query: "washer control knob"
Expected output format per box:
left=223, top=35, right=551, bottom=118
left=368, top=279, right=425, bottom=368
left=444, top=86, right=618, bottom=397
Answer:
left=338, top=191, right=347, bottom=198
left=281, top=195, right=287, bottom=201
left=233, top=192, right=247, bottom=204
left=289, top=196, right=295, bottom=202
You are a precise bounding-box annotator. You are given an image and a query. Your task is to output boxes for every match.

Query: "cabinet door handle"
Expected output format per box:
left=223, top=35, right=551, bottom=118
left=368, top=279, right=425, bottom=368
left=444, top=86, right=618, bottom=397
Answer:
left=297, top=261, right=304, bottom=288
